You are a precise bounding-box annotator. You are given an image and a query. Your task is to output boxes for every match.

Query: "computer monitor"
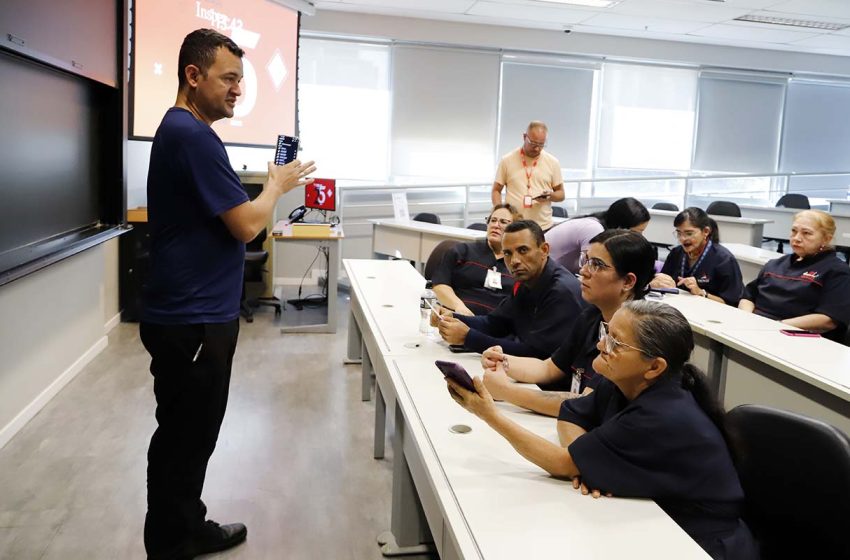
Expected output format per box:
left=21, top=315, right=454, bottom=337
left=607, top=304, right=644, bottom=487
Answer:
left=305, top=178, right=336, bottom=212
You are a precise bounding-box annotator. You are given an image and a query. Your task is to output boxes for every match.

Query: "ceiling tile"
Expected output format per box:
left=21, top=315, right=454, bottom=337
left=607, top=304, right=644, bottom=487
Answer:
left=768, top=1, right=850, bottom=19
left=466, top=1, right=600, bottom=24
left=691, top=22, right=820, bottom=43
left=610, top=0, right=751, bottom=23
left=580, top=12, right=707, bottom=33
left=788, top=33, right=850, bottom=49
left=332, top=0, right=477, bottom=13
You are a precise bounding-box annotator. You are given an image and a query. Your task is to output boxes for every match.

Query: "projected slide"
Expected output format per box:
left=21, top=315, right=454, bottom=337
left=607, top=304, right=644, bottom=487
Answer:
left=133, top=0, right=298, bottom=145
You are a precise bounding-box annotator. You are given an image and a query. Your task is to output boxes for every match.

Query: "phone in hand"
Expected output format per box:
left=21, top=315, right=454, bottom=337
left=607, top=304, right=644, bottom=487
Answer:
left=780, top=329, right=822, bottom=338
left=649, top=287, right=679, bottom=295
left=274, top=134, right=299, bottom=165
left=435, top=360, right=477, bottom=393
left=533, top=193, right=551, bottom=200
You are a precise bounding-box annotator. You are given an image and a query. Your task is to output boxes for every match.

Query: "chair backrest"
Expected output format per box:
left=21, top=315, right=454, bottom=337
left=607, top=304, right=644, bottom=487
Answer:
left=726, top=404, right=850, bottom=558
left=413, top=212, right=441, bottom=225
left=551, top=206, right=568, bottom=218
left=775, top=193, right=810, bottom=210
left=423, top=239, right=460, bottom=281
left=467, top=222, right=487, bottom=231
left=706, top=200, right=742, bottom=217
left=652, top=202, right=679, bottom=212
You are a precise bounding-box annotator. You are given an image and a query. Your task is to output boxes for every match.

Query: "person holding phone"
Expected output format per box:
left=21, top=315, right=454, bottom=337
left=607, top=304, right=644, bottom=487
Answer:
left=140, top=29, right=316, bottom=560
left=739, top=210, right=850, bottom=341
left=491, top=121, right=565, bottom=230
left=545, top=197, right=650, bottom=274
left=479, top=230, right=656, bottom=417
left=651, top=207, right=743, bottom=306
left=446, top=301, right=758, bottom=560
left=430, top=204, right=519, bottom=316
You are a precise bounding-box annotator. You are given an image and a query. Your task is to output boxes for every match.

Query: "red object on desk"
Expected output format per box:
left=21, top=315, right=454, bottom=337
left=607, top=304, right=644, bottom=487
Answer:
left=306, top=178, right=336, bottom=211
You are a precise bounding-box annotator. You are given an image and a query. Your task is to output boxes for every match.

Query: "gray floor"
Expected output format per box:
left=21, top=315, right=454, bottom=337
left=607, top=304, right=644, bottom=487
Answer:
left=0, top=293, right=396, bottom=560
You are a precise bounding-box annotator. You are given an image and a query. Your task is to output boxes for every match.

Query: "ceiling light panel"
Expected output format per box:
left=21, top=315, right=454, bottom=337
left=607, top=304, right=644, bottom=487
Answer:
left=734, top=13, right=850, bottom=30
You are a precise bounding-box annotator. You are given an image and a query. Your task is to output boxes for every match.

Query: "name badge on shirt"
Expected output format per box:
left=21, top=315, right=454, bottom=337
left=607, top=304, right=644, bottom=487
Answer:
left=523, top=195, right=533, bottom=208
left=485, top=267, right=502, bottom=290
left=571, top=369, right=583, bottom=394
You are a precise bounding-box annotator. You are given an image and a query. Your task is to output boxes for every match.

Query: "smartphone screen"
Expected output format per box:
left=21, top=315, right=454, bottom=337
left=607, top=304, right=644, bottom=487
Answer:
left=274, top=134, right=299, bottom=165
left=435, top=360, right=477, bottom=392
left=780, top=329, right=821, bottom=338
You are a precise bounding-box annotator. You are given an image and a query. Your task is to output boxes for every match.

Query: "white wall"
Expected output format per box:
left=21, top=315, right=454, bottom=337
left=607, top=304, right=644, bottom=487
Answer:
left=0, top=239, right=119, bottom=449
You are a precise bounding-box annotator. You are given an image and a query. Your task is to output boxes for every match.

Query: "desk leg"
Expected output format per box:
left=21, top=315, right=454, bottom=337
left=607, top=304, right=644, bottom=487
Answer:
left=374, top=384, right=386, bottom=460
left=345, top=307, right=363, bottom=365
left=377, top=402, right=434, bottom=557
left=361, top=341, right=373, bottom=402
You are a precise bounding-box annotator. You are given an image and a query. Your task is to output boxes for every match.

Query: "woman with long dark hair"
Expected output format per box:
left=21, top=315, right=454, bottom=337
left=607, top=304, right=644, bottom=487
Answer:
left=447, top=300, right=758, bottom=560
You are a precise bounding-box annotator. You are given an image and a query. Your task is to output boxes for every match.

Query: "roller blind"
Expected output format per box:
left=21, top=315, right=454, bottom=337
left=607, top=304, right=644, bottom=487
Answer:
left=780, top=80, right=850, bottom=173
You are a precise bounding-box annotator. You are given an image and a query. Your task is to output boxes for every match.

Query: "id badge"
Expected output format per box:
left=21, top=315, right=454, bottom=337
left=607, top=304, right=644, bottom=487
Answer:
left=523, top=195, right=533, bottom=208
left=484, top=267, right=502, bottom=290
left=570, top=369, right=583, bottom=394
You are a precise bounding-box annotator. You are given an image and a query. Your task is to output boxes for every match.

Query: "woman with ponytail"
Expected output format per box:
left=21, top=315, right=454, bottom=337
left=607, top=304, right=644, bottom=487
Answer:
left=447, top=300, right=757, bottom=559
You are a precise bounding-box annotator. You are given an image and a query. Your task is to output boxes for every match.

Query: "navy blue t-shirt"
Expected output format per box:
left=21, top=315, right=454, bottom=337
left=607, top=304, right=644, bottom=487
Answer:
left=742, top=250, right=850, bottom=342
left=559, top=376, right=757, bottom=559
left=430, top=239, right=515, bottom=315
left=141, top=108, right=249, bottom=324
left=546, top=305, right=602, bottom=393
left=660, top=243, right=743, bottom=306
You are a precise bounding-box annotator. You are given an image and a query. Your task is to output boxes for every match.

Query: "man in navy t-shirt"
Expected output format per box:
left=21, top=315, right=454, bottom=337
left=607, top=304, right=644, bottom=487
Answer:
left=140, top=29, right=315, bottom=560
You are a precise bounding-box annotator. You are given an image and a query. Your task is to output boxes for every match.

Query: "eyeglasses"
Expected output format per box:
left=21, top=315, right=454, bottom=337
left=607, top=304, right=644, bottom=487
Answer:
left=487, top=217, right=513, bottom=226
left=579, top=251, right=613, bottom=274
left=523, top=134, right=546, bottom=149
left=598, top=322, right=649, bottom=356
left=674, top=229, right=700, bottom=240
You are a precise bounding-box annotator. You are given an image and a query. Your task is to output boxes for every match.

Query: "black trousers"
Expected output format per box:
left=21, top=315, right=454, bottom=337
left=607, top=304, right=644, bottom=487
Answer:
left=140, top=320, right=240, bottom=556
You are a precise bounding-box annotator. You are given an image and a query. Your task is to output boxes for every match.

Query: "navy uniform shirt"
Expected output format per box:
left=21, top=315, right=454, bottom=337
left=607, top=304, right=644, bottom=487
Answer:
left=660, top=243, right=743, bottom=306
left=142, top=108, right=249, bottom=324
left=742, top=250, right=850, bottom=342
left=430, top=239, right=515, bottom=315
left=559, top=375, right=758, bottom=560
left=456, top=258, right=583, bottom=358
left=545, top=306, right=603, bottom=393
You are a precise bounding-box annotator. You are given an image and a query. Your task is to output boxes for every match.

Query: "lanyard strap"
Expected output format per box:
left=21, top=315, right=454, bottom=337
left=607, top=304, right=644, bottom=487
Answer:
left=680, top=240, right=712, bottom=279
left=519, top=148, right=538, bottom=192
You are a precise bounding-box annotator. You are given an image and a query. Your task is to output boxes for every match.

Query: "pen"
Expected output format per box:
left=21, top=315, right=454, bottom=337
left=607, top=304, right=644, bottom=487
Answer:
left=425, top=299, right=450, bottom=319
left=192, top=343, right=203, bottom=363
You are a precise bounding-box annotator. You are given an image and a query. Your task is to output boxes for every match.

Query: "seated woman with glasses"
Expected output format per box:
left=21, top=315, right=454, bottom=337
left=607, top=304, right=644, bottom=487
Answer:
left=650, top=207, right=743, bottom=306
left=477, top=229, right=656, bottom=417
left=739, top=209, right=850, bottom=341
left=545, top=197, right=650, bottom=274
left=430, top=204, right=519, bottom=316
left=446, top=300, right=758, bottom=560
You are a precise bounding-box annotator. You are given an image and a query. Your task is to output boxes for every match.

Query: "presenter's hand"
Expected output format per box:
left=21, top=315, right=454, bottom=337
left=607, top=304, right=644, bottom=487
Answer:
left=650, top=273, right=677, bottom=289
left=267, top=159, right=317, bottom=196
left=676, top=276, right=702, bottom=295
left=481, top=346, right=505, bottom=371
left=438, top=317, right=469, bottom=345
left=572, top=476, right=612, bottom=499
left=482, top=365, right=512, bottom=401
left=446, top=376, right=497, bottom=421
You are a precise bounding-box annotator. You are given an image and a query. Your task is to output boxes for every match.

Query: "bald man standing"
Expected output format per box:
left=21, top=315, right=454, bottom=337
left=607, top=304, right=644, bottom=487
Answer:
left=491, top=121, right=565, bottom=230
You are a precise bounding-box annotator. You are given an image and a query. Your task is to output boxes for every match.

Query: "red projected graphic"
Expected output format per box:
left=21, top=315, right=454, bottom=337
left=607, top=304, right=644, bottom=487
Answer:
left=133, top=0, right=298, bottom=145
left=305, top=179, right=336, bottom=211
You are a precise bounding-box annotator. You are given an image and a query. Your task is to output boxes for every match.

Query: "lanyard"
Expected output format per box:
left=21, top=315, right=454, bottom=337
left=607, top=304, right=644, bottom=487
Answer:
left=519, top=148, right=538, bottom=192
left=680, top=240, right=712, bottom=279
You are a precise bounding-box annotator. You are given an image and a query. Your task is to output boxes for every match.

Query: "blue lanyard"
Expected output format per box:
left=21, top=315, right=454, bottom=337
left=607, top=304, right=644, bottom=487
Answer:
left=680, top=240, right=712, bottom=279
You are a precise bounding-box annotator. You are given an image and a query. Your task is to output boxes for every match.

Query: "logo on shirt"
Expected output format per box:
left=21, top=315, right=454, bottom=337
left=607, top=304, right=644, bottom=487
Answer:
left=697, top=273, right=710, bottom=284
left=802, top=270, right=820, bottom=281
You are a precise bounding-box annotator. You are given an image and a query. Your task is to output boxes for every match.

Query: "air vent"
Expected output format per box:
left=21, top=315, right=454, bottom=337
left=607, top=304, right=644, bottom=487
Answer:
left=734, top=14, right=850, bottom=31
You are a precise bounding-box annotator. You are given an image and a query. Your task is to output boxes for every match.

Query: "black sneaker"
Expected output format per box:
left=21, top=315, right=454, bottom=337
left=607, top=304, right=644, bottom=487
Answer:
left=193, top=520, right=247, bottom=555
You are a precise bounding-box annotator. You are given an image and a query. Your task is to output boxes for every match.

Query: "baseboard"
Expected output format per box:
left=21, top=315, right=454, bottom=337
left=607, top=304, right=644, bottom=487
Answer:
left=104, top=312, right=121, bottom=333
left=0, top=335, right=109, bottom=450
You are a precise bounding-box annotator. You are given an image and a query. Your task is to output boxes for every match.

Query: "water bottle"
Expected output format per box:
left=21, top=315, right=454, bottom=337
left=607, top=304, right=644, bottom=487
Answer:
left=419, top=281, right=437, bottom=335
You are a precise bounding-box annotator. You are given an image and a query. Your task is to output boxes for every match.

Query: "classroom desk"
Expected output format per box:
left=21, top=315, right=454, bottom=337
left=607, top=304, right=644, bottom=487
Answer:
left=828, top=199, right=850, bottom=216
left=370, top=218, right=485, bottom=269
left=644, top=209, right=770, bottom=247
left=720, top=243, right=781, bottom=284
left=271, top=221, right=344, bottom=333
left=740, top=204, right=850, bottom=248
left=345, top=258, right=709, bottom=559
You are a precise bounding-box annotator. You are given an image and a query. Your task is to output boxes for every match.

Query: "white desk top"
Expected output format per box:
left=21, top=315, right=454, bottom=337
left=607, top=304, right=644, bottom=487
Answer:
left=393, top=354, right=709, bottom=559
left=720, top=243, right=781, bottom=266
left=370, top=218, right=486, bottom=241
left=659, top=292, right=787, bottom=334
left=649, top=208, right=771, bottom=226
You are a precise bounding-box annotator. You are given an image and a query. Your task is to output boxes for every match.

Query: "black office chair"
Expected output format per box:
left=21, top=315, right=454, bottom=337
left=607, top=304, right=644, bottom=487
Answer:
left=467, top=222, right=487, bottom=231
left=706, top=200, right=742, bottom=217
left=240, top=228, right=282, bottom=323
left=652, top=202, right=679, bottom=211
left=775, top=193, right=810, bottom=210
left=726, top=404, right=850, bottom=559
left=423, top=239, right=460, bottom=281
left=413, top=212, right=441, bottom=225
left=552, top=206, right=568, bottom=218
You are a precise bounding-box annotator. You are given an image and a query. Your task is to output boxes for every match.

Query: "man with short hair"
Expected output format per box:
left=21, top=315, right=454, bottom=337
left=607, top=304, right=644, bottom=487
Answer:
left=140, top=28, right=316, bottom=560
left=492, top=121, right=565, bottom=230
left=436, top=220, right=583, bottom=358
